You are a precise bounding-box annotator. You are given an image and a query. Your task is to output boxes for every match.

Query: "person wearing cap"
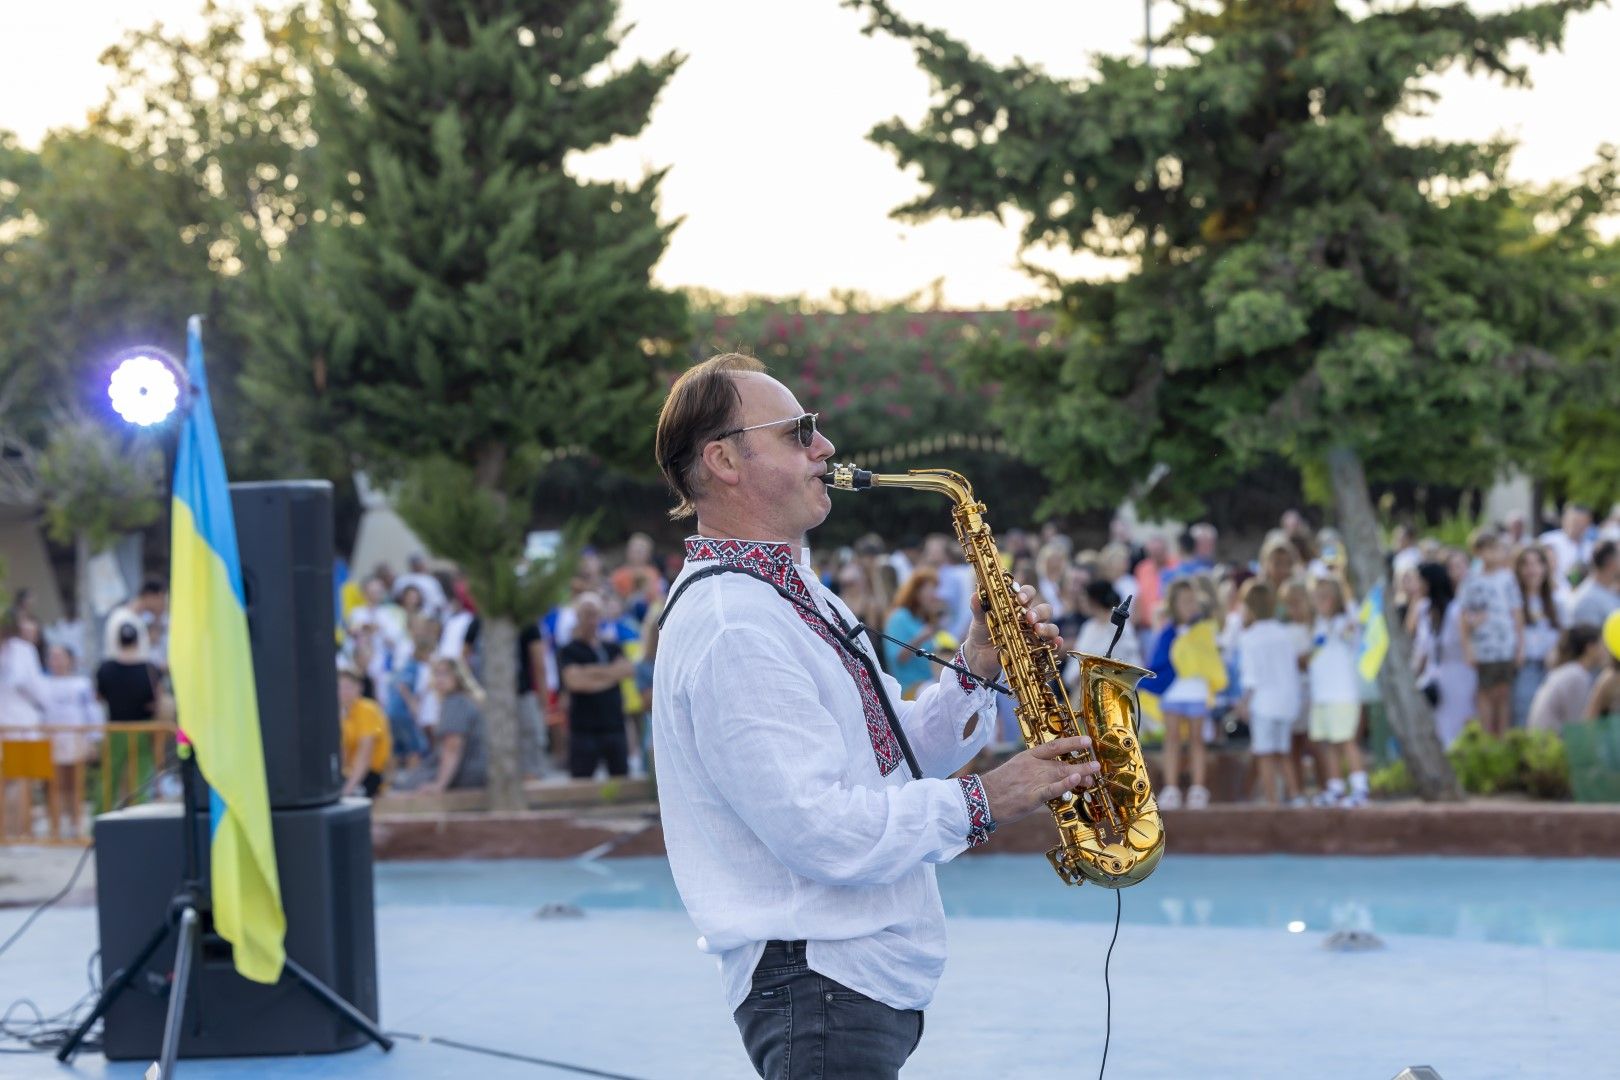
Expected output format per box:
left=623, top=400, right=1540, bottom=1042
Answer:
left=338, top=665, right=391, bottom=798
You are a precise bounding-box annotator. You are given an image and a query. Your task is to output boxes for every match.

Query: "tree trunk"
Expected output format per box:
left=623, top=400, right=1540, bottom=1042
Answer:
left=76, top=533, right=102, bottom=672
left=1326, top=446, right=1462, bottom=801
left=480, top=614, right=525, bottom=811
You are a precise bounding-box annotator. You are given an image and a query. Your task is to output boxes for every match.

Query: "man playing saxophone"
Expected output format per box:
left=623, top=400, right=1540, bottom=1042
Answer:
left=651, top=352, right=1101, bottom=1080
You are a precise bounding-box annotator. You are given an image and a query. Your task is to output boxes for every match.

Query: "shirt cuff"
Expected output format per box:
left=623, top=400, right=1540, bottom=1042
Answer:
left=957, top=774, right=996, bottom=848
left=954, top=646, right=984, bottom=695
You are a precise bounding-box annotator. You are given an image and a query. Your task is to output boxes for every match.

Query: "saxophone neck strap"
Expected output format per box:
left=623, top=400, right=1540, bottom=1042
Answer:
left=658, top=563, right=923, bottom=780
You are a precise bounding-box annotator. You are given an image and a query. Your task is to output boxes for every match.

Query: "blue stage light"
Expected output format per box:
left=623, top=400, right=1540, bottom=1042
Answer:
left=107, top=350, right=183, bottom=426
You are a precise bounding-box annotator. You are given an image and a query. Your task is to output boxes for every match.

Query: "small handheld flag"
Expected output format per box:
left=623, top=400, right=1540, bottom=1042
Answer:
left=1358, top=583, right=1390, bottom=684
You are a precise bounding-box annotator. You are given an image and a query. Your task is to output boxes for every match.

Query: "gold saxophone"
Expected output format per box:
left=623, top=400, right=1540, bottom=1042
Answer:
left=825, top=463, right=1164, bottom=888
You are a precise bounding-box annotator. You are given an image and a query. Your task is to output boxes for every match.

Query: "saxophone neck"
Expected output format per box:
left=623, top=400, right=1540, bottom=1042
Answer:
left=824, top=463, right=977, bottom=507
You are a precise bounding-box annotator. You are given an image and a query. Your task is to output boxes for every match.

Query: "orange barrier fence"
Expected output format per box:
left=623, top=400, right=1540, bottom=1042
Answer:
left=0, top=722, right=177, bottom=845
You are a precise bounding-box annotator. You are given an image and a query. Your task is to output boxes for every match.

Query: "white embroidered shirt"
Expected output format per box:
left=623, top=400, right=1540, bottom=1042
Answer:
left=652, top=537, right=998, bottom=1012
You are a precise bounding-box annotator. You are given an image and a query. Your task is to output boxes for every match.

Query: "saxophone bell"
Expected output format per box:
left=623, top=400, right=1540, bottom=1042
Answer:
left=822, top=461, right=1165, bottom=889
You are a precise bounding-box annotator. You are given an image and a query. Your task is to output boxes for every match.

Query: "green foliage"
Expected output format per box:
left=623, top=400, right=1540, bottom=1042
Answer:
left=35, top=418, right=163, bottom=553
left=248, top=0, right=688, bottom=490
left=1544, top=397, right=1620, bottom=510
left=395, top=455, right=592, bottom=622
left=1371, top=724, right=1569, bottom=799
left=1369, top=758, right=1413, bottom=797
left=1518, top=727, right=1572, bottom=800
left=0, top=130, right=216, bottom=447
left=851, top=0, right=1620, bottom=521
left=689, top=298, right=1064, bottom=544
left=1446, top=721, right=1571, bottom=798
left=1422, top=504, right=1487, bottom=552
left=89, top=2, right=345, bottom=477
left=1447, top=721, right=1522, bottom=794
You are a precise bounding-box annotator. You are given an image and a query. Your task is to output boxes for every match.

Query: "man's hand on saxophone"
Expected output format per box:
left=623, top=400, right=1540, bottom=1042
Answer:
left=981, top=736, right=1101, bottom=824
left=961, top=580, right=1062, bottom=681
left=966, top=580, right=1101, bottom=824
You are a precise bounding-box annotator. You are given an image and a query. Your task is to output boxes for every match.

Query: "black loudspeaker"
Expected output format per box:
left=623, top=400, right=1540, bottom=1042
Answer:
left=230, top=480, right=343, bottom=809
left=95, top=800, right=379, bottom=1059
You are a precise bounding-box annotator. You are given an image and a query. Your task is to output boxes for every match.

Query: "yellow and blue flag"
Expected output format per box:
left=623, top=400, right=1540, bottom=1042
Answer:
left=169, top=316, right=286, bottom=984
left=1358, top=583, right=1390, bottom=683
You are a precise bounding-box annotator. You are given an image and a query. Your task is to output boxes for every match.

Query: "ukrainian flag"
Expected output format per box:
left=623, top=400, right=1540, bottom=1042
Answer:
left=1358, top=583, right=1390, bottom=684
left=169, top=316, right=286, bottom=983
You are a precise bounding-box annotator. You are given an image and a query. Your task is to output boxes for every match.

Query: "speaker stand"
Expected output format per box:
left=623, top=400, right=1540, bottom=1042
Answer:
left=56, top=750, right=392, bottom=1076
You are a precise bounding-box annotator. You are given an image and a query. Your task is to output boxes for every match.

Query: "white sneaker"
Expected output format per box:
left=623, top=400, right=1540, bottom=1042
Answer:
left=1313, top=789, right=1343, bottom=807
left=1158, top=785, right=1183, bottom=810
left=1341, top=790, right=1369, bottom=808
left=1186, top=785, right=1211, bottom=810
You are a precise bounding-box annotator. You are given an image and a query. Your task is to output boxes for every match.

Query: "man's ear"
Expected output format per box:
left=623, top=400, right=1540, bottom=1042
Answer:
left=701, top=439, right=743, bottom=489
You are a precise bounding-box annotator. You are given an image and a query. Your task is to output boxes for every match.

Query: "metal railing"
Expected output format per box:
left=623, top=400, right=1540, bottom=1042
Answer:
left=0, top=722, right=177, bottom=845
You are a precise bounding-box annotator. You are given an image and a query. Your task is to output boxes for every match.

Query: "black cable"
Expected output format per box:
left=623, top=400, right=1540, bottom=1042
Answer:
left=1099, top=890, right=1122, bottom=1080
left=0, top=764, right=174, bottom=964
left=858, top=623, right=1013, bottom=696
left=386, top=1030, right=650, bottom=1079
left=0, top=842, right=95, bottom=962
left=0, top=764, right=174, bottom=1055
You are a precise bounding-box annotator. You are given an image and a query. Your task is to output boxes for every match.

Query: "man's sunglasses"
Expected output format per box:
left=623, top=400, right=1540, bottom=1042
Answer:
left=715, top=412, right=819, bottom=449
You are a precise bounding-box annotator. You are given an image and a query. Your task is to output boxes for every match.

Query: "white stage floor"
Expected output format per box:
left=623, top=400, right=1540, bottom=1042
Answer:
left=2, top=857, right=1614, bottom=1079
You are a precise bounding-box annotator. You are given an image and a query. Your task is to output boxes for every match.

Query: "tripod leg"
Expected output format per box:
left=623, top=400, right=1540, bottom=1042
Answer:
left=56, top=917, right=175, bottom=1063
left=283, top=956, right=393, bottom=1052
left=156, top=906, right=201, bottom=1079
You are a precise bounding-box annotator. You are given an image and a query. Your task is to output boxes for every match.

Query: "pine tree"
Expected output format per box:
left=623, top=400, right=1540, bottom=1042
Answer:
left=254, top=0, right=687, bottom=809
left=854, top=0, right=1620, bottom=798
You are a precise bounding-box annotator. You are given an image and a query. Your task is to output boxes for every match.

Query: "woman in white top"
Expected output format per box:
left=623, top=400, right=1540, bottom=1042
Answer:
left=1413, top=562, right=1476, bottom=749
left=0, top=609, right=48, bottom=833
left=0, top=609, right=46, bottom=729
left=1513, top=545, right=1560, bottom=728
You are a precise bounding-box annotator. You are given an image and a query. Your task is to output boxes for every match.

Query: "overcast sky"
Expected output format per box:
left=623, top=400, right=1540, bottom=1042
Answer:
left=6, top=0, right=1617, bottom=307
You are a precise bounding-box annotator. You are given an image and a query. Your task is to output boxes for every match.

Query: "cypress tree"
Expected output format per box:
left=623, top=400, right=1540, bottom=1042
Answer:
left=254, top=0, right=686, bottom=808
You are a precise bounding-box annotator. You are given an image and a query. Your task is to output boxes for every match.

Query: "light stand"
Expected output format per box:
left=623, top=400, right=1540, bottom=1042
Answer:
left=58, top=338, right=391, bottom=1076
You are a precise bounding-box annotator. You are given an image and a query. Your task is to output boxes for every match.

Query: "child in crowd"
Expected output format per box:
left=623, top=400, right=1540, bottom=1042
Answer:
left=1309, top=576, right=1367, bottom=806
left=338, top=665, right=391, bottom=798
left=1146, top=579, right=1227, bottom=809
left=42, top=644, right=101, bottom=837
left=1278, top=579, right=1317, bottom=792
left=1459, top=530, right=1523, bottom=736
left=1236, top=582, right=1305, bottom=805
left=1513, top=545, right=1560, bottom=727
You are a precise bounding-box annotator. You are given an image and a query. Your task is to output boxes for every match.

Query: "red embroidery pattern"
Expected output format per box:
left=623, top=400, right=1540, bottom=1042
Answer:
left=958, top=774, right=995, bottom=847
left=953, top=646, right=977, bottom=694
left=684, top=537, right=905, bottom=776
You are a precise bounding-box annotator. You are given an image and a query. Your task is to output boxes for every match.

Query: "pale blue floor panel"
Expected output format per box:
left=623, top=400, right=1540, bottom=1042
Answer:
left=5, top=895, right=1616, bottom=1079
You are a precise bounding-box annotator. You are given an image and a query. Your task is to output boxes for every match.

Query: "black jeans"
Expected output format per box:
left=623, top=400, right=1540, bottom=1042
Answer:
left=733, top=940, right=924, bottom=1080
left=568, top=728, right=628, bottom=778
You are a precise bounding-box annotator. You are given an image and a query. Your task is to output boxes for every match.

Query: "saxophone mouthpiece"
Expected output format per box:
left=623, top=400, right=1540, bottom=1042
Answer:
left=823, top=462, right=874, bottom=490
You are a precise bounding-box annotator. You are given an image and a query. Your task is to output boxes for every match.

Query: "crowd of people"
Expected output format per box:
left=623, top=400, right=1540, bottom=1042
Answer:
left=0, top=582, right=173, bottom=836
left=5, top=498, right=1620, bottom=832
left=326, top=498, right=1620, bottom=812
